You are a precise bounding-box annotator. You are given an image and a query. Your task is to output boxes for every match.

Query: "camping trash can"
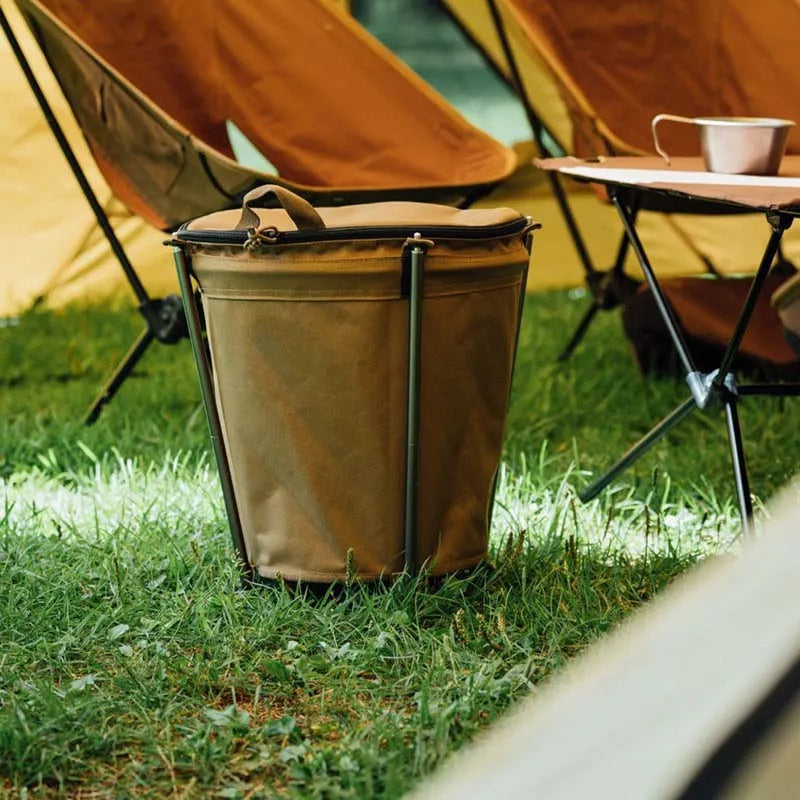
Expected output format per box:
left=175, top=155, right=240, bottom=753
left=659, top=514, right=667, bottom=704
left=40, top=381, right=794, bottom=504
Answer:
left=171, top=185, right=538, bottom=583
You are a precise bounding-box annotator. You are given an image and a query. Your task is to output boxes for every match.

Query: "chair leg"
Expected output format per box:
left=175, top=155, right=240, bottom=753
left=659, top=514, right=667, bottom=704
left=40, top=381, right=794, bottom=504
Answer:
left=83, top=327, right=155, bottom=425
left=579, top=396, right=697, bottom=502
left=557, top=301, right=599, bottom=362
left=723, top=398, right=753, bottom=538
left=558, top=196, right=642, bottom=362
left=82, top=295, right=187, bottom=425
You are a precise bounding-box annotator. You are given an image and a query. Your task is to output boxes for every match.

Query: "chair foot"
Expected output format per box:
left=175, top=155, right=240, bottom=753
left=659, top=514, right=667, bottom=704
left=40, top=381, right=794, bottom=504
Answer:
left=83, top=327, right=155, bottom=425
left=558, top=301, right=599, bottom=362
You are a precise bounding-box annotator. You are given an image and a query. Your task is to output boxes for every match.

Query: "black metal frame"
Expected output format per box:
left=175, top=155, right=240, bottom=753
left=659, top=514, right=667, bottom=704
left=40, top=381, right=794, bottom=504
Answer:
left=579, top=185, right=800, bottom=536
left=480, top=0, right=645, bottom=360
left=2, top=4, right=189, bottom=424
left=172, top=248, right=251, bottom=579
left=172, top=229, right=532, bottom=579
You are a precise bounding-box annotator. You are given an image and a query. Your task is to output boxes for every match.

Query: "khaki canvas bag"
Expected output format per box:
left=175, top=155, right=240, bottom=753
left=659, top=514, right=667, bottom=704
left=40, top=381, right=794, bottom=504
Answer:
left=173, top=186, right=537, bottom=582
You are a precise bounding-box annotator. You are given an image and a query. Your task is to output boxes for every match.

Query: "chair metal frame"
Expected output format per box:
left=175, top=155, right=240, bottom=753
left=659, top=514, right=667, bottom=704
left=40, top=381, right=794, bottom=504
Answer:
left=441, top=0, right=792, bottom=361
left=1, top=4, right=188, bottom=425
left=479, top=0, right=640, bottom=360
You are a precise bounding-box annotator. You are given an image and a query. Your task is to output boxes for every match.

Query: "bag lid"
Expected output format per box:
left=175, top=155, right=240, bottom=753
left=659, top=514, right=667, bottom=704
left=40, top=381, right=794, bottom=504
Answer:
left=175, top=185, right=536, bottom=247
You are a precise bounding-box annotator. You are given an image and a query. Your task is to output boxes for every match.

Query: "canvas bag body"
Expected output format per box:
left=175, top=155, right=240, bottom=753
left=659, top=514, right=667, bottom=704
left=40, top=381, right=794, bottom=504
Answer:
left=178, top=197, right=533, bottom=581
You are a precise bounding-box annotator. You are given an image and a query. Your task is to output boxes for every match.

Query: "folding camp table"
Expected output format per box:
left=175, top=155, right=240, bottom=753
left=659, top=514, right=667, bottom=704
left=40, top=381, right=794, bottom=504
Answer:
left=537, top=155, right=800, bottom=535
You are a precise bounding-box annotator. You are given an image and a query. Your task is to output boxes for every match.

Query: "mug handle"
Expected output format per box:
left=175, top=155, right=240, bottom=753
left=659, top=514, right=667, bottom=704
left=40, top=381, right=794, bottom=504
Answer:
left=651, top=114, right=696, bottom=166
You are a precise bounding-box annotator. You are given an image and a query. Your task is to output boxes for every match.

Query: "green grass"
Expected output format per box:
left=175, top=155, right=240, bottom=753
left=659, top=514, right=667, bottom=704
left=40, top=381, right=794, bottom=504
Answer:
left=2, top=291, right=799, bottom=797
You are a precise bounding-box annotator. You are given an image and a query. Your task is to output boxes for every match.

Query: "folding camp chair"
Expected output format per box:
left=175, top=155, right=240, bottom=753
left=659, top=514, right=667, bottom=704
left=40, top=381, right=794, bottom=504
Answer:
left=2, top=0, right=516, bottom=423
left=440, top=0, right=800, bottom=359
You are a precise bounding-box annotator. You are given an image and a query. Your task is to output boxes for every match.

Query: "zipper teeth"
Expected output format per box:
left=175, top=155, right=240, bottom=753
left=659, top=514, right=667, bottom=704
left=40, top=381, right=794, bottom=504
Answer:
left=176, top=219, right=528, bottom=246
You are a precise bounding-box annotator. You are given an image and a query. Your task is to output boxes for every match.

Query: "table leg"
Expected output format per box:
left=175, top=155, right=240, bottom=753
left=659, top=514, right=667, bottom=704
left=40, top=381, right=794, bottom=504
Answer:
left=611, top=189, right=698, bottom=377
left=712, top=214, right=792, bottom=387
left=723, top=395, right=753, bottom=539
left=579, top=397, right=696, bottom=502
left=580, top=202, right=794, bottom=537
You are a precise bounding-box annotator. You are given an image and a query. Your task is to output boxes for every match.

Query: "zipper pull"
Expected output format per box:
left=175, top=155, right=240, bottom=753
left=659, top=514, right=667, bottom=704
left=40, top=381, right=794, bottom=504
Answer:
left=244, top=225, right=279, bottom=250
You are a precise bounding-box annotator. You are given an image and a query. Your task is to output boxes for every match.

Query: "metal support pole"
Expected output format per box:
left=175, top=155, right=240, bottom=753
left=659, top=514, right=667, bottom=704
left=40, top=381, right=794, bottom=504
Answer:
left=607, top=194, right=641, bottom=281
left=173, top=248, right=252, bottom=580
left=738, top=382, right=800, bottom=397
left=83, top=327, right=155, bottom=425
left=724, top=397, right=753, bottom=538
left=612, top=189, right=698, bottom=377
left=579, top=397, right=697, bottom=502
left=403, top=238, right=426, bottom=574
left=712, top=214, right=792, bottom=387
left=489, top=231, right=534, bottom=528
left=0, top=4, right=149, bottom=305
left=557, top=302, right=600, bottom=362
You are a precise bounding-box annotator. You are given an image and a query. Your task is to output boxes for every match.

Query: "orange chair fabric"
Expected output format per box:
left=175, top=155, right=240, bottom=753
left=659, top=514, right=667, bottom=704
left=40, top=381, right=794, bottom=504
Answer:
left=18, top=0, right=516, bottom=230
left=503, top=0, right=800, bottom=158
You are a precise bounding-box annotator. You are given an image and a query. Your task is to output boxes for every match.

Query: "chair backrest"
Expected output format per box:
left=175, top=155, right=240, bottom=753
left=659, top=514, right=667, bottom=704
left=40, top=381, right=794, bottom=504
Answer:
left=500, top=0, right=800, bottom=158
left=18, top=0, right=516, bottom=229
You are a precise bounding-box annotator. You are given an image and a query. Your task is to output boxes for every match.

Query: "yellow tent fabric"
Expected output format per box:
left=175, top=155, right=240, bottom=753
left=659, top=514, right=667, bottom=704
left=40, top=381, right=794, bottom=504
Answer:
left=0, top=0, right=172, bottom=317
left=5, top=0, right=800, bottom=319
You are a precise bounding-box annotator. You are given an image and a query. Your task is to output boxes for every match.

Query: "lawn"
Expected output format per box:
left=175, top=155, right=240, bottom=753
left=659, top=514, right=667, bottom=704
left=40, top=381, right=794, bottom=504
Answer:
left=2, top=291, right=799, bottom=797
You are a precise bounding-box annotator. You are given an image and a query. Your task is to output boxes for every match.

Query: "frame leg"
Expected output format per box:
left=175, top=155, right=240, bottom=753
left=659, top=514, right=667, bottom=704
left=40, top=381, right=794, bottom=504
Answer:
left=579, top=397, right=696, bottom=502
left=579, top=208, right=795, bottom=531
left=712, top=215, right=791, bottom=386
left=557, top=301, right=599, bottom=362
left=723, top=398, right=753, bottom=538
left=173, top=248, right=251, bottom=579
left=403, top=240, right=426, bottom=575
left=83, top=327, right=155, bottom=425
left=612, top=189, right=698, bottom=377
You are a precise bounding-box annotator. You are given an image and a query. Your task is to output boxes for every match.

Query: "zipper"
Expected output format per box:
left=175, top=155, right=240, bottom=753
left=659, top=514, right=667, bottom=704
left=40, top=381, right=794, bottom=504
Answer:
left=175, top=218, right=530, bottom=247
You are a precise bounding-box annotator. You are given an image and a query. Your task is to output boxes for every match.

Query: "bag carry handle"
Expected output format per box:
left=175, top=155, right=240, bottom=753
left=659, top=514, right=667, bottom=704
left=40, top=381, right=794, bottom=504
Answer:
left=236, top=184, right=326, bottom=232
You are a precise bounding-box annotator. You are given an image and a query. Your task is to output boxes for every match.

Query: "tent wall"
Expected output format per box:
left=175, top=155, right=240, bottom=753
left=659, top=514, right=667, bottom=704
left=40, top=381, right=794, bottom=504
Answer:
left=0, top=0, right=172, bottom=317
